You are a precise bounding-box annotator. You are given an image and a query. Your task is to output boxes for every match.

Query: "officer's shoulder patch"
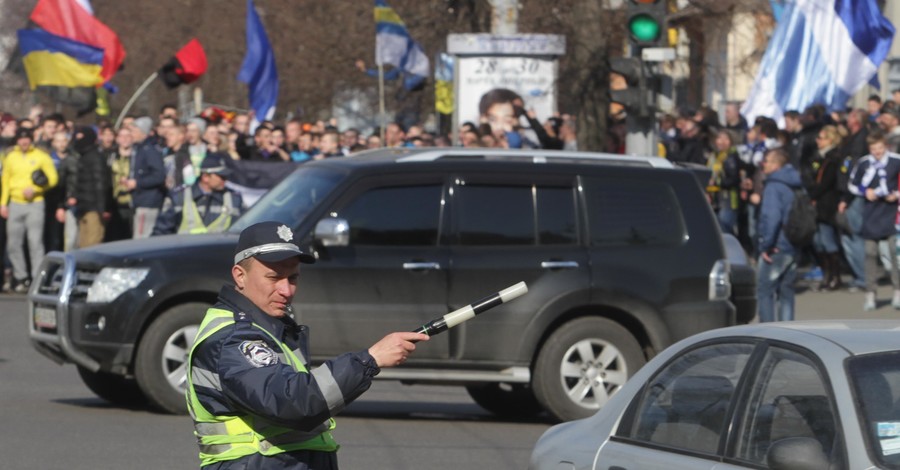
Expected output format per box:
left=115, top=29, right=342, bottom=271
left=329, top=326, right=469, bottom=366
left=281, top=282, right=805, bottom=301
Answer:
left=239, top=340, right=279, bottom=368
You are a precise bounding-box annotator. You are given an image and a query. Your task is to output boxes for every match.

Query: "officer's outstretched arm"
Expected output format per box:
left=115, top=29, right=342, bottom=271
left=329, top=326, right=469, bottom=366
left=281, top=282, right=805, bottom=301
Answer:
left=368, top=332, right=429, bottom=368
left=217, top=330, right=381, bottom=431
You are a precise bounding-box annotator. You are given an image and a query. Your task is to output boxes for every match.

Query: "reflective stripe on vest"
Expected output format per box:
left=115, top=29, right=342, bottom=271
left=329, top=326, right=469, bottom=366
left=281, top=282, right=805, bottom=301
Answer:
left=178, top=186, right=234, bottom=234
left=186, top=308, right=339, bottom=466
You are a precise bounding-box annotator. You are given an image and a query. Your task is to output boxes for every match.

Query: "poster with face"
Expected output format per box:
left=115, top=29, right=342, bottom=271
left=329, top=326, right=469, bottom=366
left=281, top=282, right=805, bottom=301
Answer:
left=456, top=56, right=558, bottom=138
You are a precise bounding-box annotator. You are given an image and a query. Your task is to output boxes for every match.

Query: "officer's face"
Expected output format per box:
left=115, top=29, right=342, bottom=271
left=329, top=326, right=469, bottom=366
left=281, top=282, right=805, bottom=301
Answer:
left=233, top=257, right=300, bottom=317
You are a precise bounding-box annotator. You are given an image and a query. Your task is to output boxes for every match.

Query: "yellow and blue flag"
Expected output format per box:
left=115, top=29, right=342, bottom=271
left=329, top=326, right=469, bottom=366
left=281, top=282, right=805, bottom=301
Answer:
left=374, top=0, right=429, bottom=90
left=17, top=28, right=104, bottom=90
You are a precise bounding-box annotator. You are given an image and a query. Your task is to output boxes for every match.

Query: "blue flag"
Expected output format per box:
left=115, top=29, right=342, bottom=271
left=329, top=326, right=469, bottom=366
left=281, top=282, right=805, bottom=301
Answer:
left=374, top=0, right=429, bottom=90
left=742, top=0, right=894, bottom=125
left=237, top=0, right=278, bottom=129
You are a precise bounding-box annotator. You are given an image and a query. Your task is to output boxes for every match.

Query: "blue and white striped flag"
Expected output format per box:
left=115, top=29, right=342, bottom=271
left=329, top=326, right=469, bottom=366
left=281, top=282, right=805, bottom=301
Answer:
left=374, top=0, right=429, bottom=90
left=742, top=0, right=895, bottom=125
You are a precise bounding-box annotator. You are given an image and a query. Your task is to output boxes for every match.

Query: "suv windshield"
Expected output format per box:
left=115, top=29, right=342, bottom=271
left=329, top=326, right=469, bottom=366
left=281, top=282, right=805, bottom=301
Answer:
left=847, top=351, right=900, bottom=468
left=229, top=166, right=343, bottom=232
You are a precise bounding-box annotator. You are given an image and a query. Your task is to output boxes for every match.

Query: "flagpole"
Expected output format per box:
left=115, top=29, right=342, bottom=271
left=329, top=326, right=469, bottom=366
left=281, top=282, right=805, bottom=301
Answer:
left=114, top=71, right=158, bottom=129
left=378, top=63, right=386, bottom=146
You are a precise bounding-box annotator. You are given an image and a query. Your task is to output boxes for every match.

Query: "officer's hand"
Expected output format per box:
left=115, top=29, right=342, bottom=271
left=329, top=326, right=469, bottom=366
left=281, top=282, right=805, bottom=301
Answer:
left=368, top=332, right=429, bottom=368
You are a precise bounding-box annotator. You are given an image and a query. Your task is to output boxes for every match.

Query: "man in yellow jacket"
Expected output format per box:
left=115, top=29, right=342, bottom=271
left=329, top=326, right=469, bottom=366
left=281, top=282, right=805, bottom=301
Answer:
left=1, top=127, right=59, bottom=292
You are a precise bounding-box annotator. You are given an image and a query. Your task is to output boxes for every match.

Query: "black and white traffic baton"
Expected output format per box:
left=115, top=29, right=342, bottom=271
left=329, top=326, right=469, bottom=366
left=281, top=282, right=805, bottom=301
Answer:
left=411, top=282, right=528, bottom=337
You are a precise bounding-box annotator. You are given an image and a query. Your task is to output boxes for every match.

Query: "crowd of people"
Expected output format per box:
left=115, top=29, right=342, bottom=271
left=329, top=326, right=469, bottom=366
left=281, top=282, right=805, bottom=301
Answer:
left=667, top=94, right=900, bottom=320
left=3, top=92, right=897, bottom=323
left=0, top=97, right=575, bottom=293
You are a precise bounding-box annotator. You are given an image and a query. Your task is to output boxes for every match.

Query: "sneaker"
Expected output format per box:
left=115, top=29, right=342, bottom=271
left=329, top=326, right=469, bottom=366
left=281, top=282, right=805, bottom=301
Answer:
left=893, top=290, right=900, bottom=310
left=803, top=267, right=824, bottom=282
left=865, top=292, right=877, bottom=312
left=12, top=278, right=30, bottom=294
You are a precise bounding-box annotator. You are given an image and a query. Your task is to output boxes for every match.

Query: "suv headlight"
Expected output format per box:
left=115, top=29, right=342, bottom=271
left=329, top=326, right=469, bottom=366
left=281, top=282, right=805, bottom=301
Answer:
left=87, top=268, right=150, bottom=303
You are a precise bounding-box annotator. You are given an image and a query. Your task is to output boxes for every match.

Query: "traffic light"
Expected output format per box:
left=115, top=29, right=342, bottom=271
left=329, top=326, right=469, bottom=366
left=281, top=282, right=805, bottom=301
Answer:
left=626, top=0, right=667, bottom=48
left=609, top=57, right=652, bottom=119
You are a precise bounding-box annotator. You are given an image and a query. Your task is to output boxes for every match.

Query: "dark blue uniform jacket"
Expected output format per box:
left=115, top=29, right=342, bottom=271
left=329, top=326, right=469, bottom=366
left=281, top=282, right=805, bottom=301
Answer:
left=191, top=286, right=381, bottom=469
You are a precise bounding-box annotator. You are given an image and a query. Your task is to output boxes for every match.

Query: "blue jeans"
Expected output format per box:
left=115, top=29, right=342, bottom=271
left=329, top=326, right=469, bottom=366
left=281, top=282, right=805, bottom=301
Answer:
left=813, top=222, right=839, bottom=254
left=840, top=198, right=866, bottom=288
left=757, top=251, right=797, bottom=322
left=747, top=204, right=759, bottom=257
left=718, top=204, right=737, bottom=236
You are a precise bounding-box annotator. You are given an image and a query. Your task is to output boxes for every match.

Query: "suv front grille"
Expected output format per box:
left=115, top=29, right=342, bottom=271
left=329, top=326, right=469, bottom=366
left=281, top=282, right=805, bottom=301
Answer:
left=35, top=258, right=65, bottom=297
left=35, top=257, right=99, bottom=301
left=70, top=268, right=99, bottom=300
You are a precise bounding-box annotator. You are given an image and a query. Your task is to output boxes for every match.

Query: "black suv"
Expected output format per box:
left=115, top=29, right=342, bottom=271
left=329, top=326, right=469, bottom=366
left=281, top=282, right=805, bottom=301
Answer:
left=28, top=148, right=756, bottom=422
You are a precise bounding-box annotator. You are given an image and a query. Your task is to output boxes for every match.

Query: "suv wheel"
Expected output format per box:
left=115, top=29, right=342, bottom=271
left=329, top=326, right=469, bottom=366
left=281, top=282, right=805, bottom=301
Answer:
left=135, top=302, right=206, bottom=414
left=465, top=383, right=543, bottom=419
left=77, top=366, right=146, bottom=407
left=533, top=317, right=645, bottom=422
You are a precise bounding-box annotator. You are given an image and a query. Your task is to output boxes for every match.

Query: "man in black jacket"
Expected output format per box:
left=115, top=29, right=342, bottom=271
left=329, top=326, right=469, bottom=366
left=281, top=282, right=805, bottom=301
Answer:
left=69, top=127, right=111, bottom=248
left=125, top=117, right=167, bottom=238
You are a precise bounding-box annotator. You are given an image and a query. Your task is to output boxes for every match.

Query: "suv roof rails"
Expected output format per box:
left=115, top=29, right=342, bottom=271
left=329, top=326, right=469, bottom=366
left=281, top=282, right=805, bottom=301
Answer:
left=392, top=148, right=674, bottom=168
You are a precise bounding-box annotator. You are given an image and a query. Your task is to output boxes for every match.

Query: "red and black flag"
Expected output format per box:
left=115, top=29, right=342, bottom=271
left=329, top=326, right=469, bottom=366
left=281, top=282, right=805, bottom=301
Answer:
left=159, top=38, right=207, bottom=89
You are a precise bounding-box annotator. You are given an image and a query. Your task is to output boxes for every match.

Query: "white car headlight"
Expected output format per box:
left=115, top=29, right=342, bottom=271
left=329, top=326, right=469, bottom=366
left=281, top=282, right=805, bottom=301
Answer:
left=87, top=267, right=150, bottom=303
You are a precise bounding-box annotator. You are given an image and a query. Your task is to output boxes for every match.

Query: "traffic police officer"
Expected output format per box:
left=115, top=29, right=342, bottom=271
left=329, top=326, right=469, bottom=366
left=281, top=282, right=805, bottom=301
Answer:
left=185, top=221, right=428, bottom=468
left=152, top=153, right=243, bottom=235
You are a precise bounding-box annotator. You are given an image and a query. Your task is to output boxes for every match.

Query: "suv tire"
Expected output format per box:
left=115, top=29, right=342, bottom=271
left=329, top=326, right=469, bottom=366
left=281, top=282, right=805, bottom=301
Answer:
left=533, top=317, right=645, bottom=422
left=77, top=366, right=146, bottom=407
left=465, top=383, right=543, bottom=419
left=135, top=302, right=206, bottom=414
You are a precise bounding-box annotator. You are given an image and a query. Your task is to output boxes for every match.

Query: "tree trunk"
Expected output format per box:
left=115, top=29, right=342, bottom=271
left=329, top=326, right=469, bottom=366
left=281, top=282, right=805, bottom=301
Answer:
left=568, top=1, right=610, bottom=152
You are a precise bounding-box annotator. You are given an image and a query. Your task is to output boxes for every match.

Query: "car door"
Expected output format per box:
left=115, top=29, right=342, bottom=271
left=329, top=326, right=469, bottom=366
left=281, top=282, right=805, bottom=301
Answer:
left=298, top=173, right=451, bottom=360
left=446, top=172, right=590, bottom=362
left=721, top=343, right=845, bottom=469
left=596, top=342, right=757, bottom=470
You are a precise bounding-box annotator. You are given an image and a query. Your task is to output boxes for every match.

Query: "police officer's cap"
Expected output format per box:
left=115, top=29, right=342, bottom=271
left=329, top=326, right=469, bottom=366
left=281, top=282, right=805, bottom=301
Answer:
left=200, top=153, right=233, bottom=177
left=234, top=221, right=315, bottom=265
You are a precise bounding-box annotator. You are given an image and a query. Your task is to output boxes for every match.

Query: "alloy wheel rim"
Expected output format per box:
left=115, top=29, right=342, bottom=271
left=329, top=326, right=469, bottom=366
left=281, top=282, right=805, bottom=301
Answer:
left=559, top=338, right=628, bottom=409
left=161, top=325, right=199, bottom=392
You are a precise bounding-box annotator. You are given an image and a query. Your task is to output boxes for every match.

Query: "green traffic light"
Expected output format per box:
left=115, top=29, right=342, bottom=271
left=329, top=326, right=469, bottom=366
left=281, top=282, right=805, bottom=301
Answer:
left=629, top=14, right=661, bottom=43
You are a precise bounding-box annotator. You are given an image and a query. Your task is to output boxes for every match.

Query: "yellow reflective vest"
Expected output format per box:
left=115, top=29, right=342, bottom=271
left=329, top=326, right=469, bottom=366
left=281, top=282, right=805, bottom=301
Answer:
left=185, top=308, right=338, bottom=466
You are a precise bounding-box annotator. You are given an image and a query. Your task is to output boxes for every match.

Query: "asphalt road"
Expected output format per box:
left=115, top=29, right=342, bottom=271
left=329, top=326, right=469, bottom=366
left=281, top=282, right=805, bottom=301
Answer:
left=0, top=294, right=547, bottom=470
left=1, top=279, right=893, bottom=469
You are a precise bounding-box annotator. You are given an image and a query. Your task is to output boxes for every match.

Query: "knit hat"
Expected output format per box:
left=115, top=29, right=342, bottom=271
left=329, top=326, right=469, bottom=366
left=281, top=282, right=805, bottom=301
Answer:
left=188, top=117, right=207, bottom=134
left=133, top=116, right=153, bottom=135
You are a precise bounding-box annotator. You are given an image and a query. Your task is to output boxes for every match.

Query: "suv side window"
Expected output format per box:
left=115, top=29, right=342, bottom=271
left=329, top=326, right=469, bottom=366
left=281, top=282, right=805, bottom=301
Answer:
left=338, top=185, right=443, bottom=245
left=625, top=343, right=754, bottom=455
left=454, top=184, right=577, bottom=246
left=582, top=178, right=685, bottom=246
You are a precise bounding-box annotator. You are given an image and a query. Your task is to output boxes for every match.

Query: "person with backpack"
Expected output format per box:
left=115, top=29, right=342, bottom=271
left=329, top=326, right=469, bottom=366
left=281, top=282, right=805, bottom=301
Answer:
left=848, top=131, right=900, bottom=311
left=756, top=147, right=804, bottom=322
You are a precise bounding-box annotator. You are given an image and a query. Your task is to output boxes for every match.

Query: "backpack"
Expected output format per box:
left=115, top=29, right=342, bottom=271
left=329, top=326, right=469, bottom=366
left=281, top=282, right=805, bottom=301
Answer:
left=782, top=188, right=817, bottom=247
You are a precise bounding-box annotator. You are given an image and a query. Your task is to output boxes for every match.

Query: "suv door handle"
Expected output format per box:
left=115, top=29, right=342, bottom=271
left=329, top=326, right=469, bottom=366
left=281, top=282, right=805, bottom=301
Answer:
left=541, top=261, right=579, bottom=269
left=403, top=262, right=441, bottom=270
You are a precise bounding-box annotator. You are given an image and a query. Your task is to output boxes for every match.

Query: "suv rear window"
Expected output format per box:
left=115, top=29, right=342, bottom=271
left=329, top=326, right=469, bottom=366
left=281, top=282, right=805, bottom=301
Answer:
left=583, top=177, right=685, bottom=246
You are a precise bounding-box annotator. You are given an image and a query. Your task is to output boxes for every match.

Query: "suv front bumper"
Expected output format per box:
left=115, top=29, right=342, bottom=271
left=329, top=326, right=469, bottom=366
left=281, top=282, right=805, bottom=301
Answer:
left=28, top=252, right=138, bottom=376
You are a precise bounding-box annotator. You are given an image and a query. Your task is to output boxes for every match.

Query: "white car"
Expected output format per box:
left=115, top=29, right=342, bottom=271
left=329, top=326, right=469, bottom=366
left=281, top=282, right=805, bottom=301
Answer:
left=529, top=320, right=900, bottom=470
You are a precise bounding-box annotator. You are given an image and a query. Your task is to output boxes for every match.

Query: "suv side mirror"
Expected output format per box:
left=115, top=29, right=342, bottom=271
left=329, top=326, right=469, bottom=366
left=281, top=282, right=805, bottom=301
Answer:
left=314, top=218, right=349, bottom=247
